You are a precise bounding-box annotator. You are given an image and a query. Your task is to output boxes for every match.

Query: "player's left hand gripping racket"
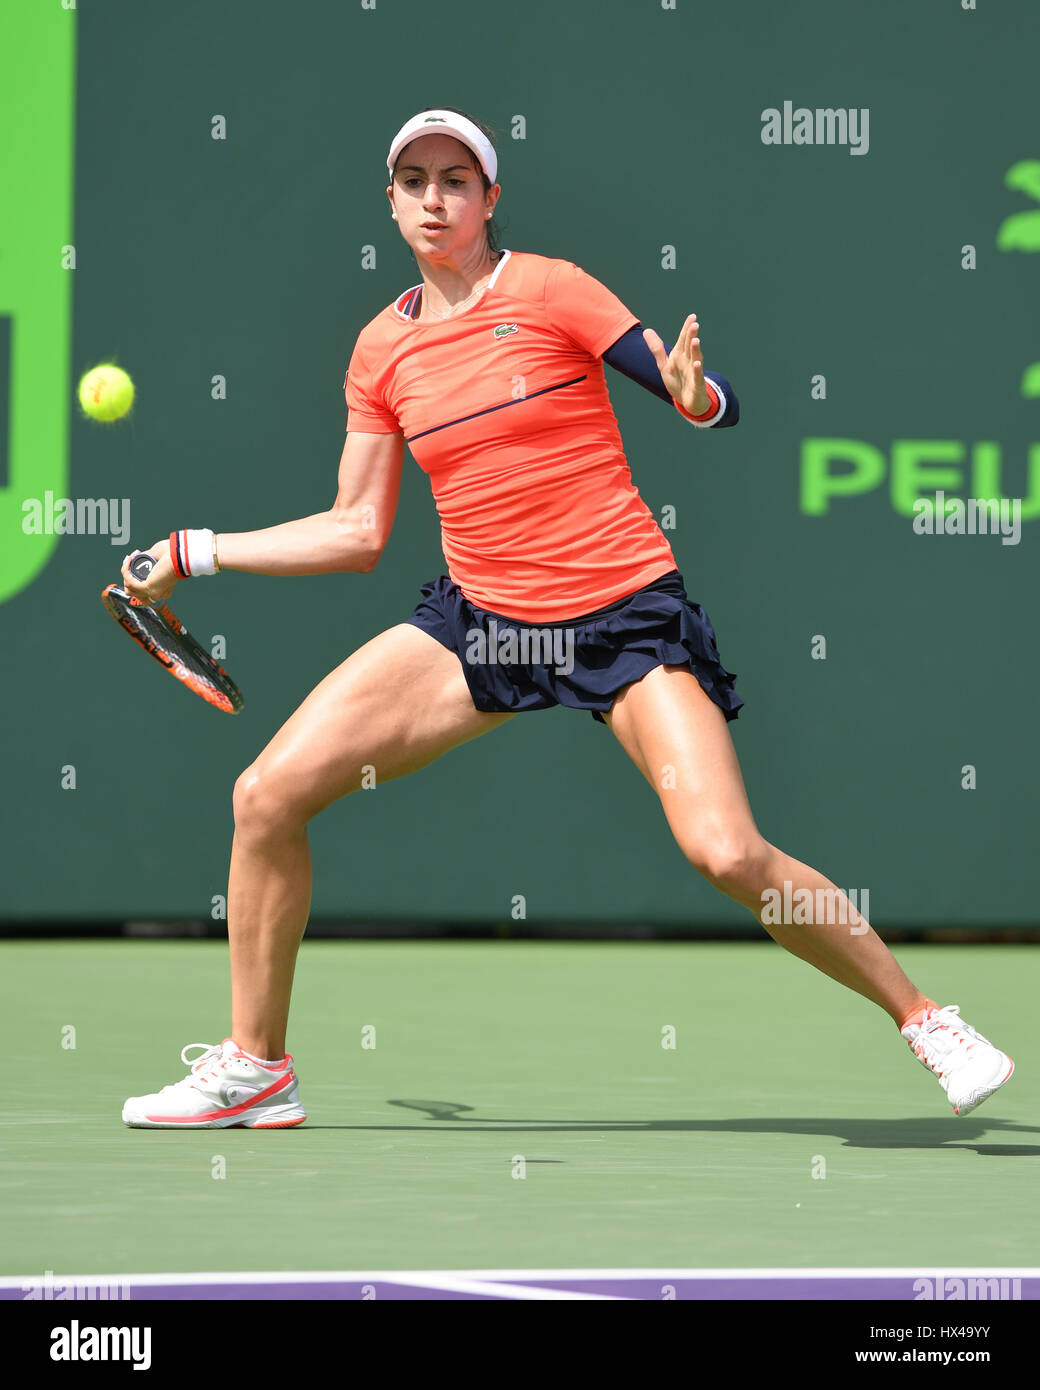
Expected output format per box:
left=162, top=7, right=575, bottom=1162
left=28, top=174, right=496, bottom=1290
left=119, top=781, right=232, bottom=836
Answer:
left=101, top=553, right=244, bottom=713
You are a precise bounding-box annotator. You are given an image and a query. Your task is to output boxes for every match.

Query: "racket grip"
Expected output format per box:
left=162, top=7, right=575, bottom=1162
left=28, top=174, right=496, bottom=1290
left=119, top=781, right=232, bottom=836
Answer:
left=129, top=552, right=157, bottom=581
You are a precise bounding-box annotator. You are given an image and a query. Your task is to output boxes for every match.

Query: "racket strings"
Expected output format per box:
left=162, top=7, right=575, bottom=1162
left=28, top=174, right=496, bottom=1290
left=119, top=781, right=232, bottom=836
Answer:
left=102, top=585, right=243, bottom=713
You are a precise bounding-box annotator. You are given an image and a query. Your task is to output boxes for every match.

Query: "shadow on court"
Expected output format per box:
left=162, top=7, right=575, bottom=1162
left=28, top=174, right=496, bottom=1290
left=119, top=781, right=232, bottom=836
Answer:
left=265, top=1100, right=1040, bottom=1156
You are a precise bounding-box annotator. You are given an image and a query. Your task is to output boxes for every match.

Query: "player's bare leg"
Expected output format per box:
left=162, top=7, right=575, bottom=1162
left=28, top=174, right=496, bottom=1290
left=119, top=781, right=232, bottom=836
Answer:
left=602, top=663, right=927, bottom=1024
left=227, top=623, right=515, bottom=1059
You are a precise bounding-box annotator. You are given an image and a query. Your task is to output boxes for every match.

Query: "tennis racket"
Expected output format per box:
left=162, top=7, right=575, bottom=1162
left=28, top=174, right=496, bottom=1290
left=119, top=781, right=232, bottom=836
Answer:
left=101, top=552, right=244, bottom=713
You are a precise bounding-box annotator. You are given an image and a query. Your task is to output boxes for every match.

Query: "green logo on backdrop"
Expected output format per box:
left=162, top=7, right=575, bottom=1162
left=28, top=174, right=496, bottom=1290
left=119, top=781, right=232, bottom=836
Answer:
left=800, top=160, right=1040, bottom=519
left=0, top=8, right=74, bottom=606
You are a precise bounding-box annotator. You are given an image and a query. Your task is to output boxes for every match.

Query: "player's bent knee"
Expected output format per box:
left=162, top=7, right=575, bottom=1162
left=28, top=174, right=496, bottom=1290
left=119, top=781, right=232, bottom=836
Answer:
left=232, top=765, right=311, bottom=843
left=683, top=832, right=770, bottom=893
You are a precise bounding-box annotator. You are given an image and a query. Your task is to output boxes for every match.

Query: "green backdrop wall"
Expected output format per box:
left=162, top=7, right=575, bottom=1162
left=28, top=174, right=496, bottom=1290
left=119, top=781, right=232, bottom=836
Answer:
left=2, top=0, right=1037, bottom=928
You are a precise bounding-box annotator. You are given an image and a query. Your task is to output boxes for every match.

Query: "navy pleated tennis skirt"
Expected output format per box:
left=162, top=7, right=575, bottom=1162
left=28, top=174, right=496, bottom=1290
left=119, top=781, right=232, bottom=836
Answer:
left=404, top=568, right=743, bottom=725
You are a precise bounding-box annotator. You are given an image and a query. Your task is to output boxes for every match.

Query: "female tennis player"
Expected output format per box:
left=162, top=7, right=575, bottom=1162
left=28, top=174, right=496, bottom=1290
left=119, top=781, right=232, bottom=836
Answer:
left=120, top=107, right=1013, bottom=1128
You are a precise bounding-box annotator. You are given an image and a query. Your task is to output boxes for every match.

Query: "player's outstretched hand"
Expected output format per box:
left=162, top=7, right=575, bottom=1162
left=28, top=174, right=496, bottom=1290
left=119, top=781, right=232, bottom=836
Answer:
left=643, top=314, right=712, bottom=417
left=121, top=540, right=178, bottom=607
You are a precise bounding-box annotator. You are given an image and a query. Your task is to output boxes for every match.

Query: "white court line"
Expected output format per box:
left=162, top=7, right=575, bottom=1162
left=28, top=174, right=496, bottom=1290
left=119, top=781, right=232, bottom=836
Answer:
left=382, top=1275, right=625, bottom=1300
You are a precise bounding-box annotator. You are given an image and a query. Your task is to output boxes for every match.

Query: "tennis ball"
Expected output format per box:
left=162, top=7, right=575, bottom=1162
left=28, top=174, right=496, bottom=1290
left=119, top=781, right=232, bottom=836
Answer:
left=78, top=364, right=135, bottom=422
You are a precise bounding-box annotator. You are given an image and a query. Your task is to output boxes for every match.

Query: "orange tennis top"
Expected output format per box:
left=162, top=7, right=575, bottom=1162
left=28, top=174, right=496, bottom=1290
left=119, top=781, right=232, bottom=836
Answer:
left=344, top=249, right=679, bottom=622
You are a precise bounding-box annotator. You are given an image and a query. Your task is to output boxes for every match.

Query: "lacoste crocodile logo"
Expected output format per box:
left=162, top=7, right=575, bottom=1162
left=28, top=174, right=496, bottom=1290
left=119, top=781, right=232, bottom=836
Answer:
left=494, top=323, right=519, bottom=339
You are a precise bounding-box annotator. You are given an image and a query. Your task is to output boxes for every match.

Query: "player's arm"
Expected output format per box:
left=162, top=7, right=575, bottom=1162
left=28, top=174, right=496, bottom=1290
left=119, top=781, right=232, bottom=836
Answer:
left=121, top=430, right=405, bottom=604
left=602, top=325, right=740, bottom=428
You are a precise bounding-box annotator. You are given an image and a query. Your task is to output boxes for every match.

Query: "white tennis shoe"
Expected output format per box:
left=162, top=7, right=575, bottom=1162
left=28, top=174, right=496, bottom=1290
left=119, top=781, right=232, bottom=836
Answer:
left=901, top=1005, right=1014, bottom=1116
left=122, top=1039, right=306, bottom=1129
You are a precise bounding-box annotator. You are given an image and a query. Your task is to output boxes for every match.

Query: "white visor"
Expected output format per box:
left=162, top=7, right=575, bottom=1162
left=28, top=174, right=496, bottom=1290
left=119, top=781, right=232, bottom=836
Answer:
left=387, top=110, right=497, bottom=184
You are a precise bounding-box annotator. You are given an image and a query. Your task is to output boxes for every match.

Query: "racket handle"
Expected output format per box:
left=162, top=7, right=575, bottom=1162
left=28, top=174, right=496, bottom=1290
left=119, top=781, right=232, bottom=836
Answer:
left=129, top=552, right=157, bottom=581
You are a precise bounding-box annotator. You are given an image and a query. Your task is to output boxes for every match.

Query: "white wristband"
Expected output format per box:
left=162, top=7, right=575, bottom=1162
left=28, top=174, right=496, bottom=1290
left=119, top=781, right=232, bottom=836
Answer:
left=171, top=528, right=218, bottom=576
left=186, top=528, right=217, bottom=575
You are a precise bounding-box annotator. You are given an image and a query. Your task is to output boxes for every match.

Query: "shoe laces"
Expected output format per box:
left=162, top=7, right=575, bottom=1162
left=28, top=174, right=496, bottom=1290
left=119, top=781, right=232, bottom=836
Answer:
left=908, top=1005, right=988, bottom=1073
left=156, top=1041, right=232, bottom=1096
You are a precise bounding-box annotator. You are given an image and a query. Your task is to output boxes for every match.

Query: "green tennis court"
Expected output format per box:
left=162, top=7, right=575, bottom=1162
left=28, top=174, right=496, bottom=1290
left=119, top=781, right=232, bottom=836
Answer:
left=3, top=939, right=1035, bottom=1286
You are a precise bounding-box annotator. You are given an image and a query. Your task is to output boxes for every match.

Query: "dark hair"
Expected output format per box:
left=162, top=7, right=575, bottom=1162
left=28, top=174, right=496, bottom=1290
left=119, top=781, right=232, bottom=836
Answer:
left=392, top=106, right=501, bottom=255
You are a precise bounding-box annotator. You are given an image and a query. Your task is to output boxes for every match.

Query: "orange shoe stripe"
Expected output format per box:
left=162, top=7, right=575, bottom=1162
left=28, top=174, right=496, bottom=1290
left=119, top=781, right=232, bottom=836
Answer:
left=242, top=1116, right=307, bottom=1129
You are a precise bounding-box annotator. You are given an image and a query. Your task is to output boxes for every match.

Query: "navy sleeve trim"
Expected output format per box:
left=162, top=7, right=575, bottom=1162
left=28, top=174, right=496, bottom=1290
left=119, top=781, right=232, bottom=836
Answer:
left=602, top=325, right=740, bottom=428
